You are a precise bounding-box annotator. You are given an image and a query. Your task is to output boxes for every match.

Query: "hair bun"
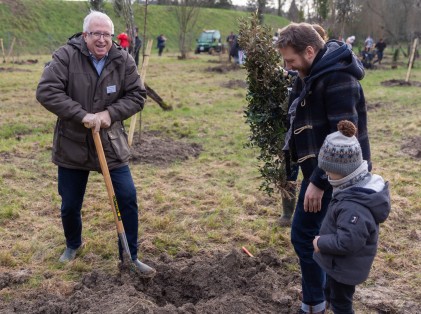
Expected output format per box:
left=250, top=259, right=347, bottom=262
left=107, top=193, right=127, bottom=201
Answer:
left=337, top=120, right=357, bottom=137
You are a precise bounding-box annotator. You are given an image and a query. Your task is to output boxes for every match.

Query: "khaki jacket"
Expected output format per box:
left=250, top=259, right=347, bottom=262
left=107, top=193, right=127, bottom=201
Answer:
left=36, top=33, right=146, bottom=171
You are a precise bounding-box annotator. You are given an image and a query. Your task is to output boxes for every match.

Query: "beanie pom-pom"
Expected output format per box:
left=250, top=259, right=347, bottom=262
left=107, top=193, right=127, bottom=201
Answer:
left=337, top=120, right=357, bottom=137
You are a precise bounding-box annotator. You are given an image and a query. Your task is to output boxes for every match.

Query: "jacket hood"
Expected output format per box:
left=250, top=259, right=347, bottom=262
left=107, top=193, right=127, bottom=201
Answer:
left=67, top=33, right=87, bottom=54
left=304, top=40, right=365, bottom=88
left=336, top=179, right=391, bottom=224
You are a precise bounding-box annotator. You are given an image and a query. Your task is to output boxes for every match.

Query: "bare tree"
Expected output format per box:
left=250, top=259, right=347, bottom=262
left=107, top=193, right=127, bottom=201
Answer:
left=335, top=0, right=361, bottom=37
left=246, top=0, right=257, bottom=11
left=314, top=0, right=329, bottom=21
left=363, top=0, right=419, bottom=43
left=113, top=0, right=136, bottom=59
left=287, top=0, right=302, bottom=22
left=89, top=0, right=105, bottom=11
left=257, top=0, right=267, bottom=23
left=277, top=0, right=286, bottom=16
left=173, top=0, right=202, bottom=59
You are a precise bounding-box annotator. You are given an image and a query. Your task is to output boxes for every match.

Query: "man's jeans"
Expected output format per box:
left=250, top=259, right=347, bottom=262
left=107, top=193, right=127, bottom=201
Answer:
left=58, top=165, right=139, bottom=260
left=291, top=179, right=332, bottom=310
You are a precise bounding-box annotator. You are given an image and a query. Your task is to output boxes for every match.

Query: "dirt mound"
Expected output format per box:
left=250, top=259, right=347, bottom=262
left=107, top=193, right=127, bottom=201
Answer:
left=2, top=249, right=300, bottom=314
left=0, top=67, right=31, bottom=73
left=222, top=79, right=248, bottom=89
left=381, top=79, right=421, bottom=87
left=130, top=131, right=203, bottom=166
left=1, top=249, right=417, bottom=313
left=401, top=136, right=421, bottom=158
left=11, top=59, right=38, bottom=65
left=0, top=270, right=31, bottom=290
left=206, top=63, right=241, bottom=73
left=366, top=102, right=389, bottom=111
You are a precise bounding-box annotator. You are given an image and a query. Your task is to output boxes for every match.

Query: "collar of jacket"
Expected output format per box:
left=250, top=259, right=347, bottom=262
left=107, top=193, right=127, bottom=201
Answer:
left=301, top=40, right=365, bottom=95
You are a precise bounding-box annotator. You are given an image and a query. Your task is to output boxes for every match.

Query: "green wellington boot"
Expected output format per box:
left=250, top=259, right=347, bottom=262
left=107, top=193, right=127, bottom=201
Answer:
left=279, top=184, right=297, bottom=227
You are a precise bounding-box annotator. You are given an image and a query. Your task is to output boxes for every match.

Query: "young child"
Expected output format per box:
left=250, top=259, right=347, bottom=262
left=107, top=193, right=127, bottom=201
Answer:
left=313, top=120, right=391, bottom=314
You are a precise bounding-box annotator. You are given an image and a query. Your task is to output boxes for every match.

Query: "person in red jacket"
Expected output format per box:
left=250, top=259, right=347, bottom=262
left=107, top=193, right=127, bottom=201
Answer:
left=117, top=32, right=130, bottom=50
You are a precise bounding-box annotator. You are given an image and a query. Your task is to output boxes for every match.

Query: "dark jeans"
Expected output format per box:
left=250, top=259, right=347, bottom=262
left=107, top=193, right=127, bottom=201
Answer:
left=58, top=165, right=139, bottom=260
left=373, top=51, right=384, bottom=64
left=135, top=50, right=140, bottom=66
left=291, top=179, right=332, bottom=308
left=158, top=46, right=165, bottom=56
left=325, top=275, right=355, bottom=314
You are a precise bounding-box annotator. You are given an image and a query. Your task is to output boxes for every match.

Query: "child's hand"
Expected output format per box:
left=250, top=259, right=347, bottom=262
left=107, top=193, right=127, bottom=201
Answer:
left=313, top=236, right=320, bottom=253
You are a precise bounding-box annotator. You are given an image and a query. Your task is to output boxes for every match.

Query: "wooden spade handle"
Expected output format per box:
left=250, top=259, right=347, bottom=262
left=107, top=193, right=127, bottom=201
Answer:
left=92, top=130, right=124, bottom=234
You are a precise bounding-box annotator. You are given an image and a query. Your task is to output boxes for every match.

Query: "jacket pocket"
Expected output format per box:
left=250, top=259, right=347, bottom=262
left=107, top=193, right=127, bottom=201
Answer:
left=57, top=122, right=88, bottom=164
left=106, top=123, right=130, bottom=162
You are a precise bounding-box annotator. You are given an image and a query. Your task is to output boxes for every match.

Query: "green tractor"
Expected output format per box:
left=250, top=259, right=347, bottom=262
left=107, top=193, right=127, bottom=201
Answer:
left=195, top=30, right=222, bottom=54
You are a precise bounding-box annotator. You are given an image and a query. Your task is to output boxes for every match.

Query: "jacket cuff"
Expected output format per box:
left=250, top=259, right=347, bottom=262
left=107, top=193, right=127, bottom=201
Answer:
left=74, top=111, right=87, bottom=124
left=309, top=166, right=331, bottom=191
left=316, top=235, right=329, bottom=251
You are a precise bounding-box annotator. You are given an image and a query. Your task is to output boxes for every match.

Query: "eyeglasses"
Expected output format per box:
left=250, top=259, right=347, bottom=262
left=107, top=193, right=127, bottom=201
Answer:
left=88, top=32, right=114, bottom=40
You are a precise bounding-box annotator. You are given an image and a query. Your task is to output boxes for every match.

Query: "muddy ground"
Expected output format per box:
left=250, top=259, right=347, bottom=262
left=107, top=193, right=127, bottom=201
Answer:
left=400, top=136, right=421, bottom=159
left=129, top=131, right=203, bottom=166
left=0, top=67, right=32, bottom=73
left=206, top=63, right=242, bottom=74
left=0, top=129, right=418, bottom=313
left=381, top=79, right=421, bottom=87
left=1, top=249, right=301, bottom=314
left=1, top=248, right=418, bottom=314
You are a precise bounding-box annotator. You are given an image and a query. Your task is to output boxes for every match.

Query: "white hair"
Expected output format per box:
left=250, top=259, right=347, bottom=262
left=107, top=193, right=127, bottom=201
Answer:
left=83, top=10, right=114, bottom=34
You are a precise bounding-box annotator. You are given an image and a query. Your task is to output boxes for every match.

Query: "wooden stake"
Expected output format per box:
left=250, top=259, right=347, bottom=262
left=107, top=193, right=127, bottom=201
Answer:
left=405, top=37, right=418, bottom=83
left=0, top=38, right=6, bottom=63
left=242, top=246, right=254, bottom=257
left=128, top=39, right=153, bottom=147
left=140, top=39, right=153, bottom=80
left=6, top=37, right=16, bottom=62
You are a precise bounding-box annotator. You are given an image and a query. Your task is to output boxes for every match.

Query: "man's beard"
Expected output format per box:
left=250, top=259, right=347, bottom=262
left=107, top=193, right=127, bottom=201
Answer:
left=298, top=56, right=312, bottom=78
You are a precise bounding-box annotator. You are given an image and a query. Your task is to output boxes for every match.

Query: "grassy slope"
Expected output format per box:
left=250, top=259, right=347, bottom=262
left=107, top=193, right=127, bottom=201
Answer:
left=0, top=0, right=289, bottom=54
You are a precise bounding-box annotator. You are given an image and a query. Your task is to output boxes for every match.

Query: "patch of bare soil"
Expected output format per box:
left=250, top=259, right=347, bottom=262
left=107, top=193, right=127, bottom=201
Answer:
left=11, top=59, right=38, bottom=65
left=130, top=131, right=203, bottom=166
left=381, top=79, right=421, bottom=87
left=366, top=101, right=389, bottom=111
left=0, top=249, right=300, bottom=314
left=206, top=63, right=241, bottom=73
left=0, top=67, right=31, bottom=73
left=401, top=136, right=421, bottom=158
left=207, top=59, right=224, bottom=64
left=1, top=249, right=417, bottom=313
left=0, top=270, right=31, bottom=290
left=222, top=79, right=248, bottom=89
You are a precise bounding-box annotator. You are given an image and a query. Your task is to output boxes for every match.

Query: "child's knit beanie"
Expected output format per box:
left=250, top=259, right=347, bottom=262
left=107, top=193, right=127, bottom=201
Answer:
left=318, top=120, right=363, bottom=176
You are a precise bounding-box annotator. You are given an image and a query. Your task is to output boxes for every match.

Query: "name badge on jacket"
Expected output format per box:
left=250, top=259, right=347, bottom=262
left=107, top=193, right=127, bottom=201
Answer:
left=107, top=85, right=116, bottom=94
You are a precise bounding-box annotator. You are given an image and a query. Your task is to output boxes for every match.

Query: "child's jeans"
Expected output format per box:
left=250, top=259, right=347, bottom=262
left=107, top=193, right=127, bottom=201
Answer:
left=324, top=275, right=356, bottom=314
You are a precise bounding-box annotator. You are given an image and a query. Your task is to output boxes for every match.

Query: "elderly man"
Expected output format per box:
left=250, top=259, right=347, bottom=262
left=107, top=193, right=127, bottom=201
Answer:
left=277, top=23, right=371, bottom=314
left=36, top=10, right=155, bottom=277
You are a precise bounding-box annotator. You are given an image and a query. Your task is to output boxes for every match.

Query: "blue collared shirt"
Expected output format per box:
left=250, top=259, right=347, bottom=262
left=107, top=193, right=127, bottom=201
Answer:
left=89, top=52, right=108, bottom=76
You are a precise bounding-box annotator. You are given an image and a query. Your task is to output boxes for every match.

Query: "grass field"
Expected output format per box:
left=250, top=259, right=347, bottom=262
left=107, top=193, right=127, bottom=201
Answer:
left=0, top=50, right=420, bottom=312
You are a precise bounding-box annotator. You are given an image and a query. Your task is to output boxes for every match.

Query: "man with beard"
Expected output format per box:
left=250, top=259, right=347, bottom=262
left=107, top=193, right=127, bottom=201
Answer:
left=277, top=23, right=371, bottom=314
